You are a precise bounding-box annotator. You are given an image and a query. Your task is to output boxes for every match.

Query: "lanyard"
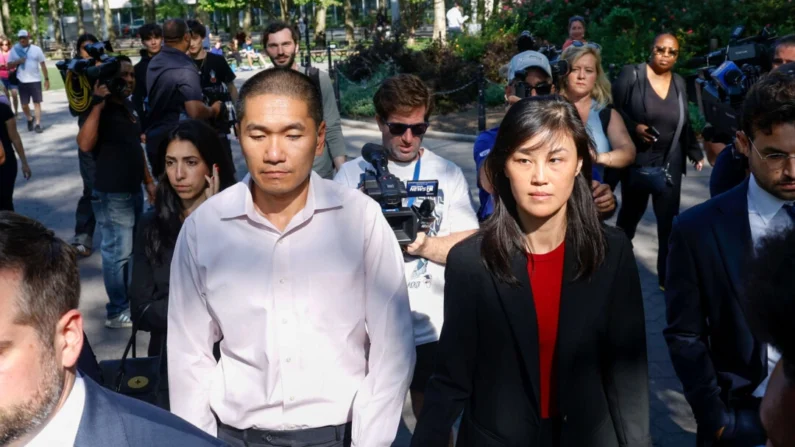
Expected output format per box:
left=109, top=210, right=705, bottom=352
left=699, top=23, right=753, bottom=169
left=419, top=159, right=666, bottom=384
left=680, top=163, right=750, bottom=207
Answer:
left=406, top=154, right=422, bottom=207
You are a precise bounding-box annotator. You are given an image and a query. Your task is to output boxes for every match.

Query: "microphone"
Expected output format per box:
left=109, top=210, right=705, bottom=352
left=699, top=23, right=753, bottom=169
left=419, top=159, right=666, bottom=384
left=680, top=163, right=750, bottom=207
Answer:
left=362, top=143, right=389, bottom=176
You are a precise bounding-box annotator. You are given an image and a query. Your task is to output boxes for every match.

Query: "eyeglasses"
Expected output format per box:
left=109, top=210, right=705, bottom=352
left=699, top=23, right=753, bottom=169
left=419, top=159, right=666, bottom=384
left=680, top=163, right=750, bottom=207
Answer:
left=654, top=46, right=679, bottom=57
left=383, top=121, right=429, bottom=136
left=571, top=40, right=601, bottom=51
left=749, top=136, right=795, bottom=170
left=515, top=81, right=553, bottom=97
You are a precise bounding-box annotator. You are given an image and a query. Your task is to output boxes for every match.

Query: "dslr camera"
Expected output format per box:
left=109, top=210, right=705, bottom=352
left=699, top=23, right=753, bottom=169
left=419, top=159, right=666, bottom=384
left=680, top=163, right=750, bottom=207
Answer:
left=202, top=84, right=237, bottom=134
left=359, top=143, right=438, bottom=245
left=56, top=41, right=123, bottom=116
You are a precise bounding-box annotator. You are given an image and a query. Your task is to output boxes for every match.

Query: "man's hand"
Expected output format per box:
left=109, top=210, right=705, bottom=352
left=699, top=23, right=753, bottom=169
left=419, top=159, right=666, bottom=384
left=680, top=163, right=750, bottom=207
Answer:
left=21, top=162, right=32, bottom=180
left=140, top=134, right=146, bottom=144
left=93, top=81, right=110, bottom=105
left=693, top=160, right=704, bottom=172
left=43, top=79, right=50, bottom=91
left=145, top=182, right=157, bottom=204
left=210, top=101, right=222, bottom=118
left=592, top=180, right=615, bottom=215
left=405, top=231, right=428, bottom=258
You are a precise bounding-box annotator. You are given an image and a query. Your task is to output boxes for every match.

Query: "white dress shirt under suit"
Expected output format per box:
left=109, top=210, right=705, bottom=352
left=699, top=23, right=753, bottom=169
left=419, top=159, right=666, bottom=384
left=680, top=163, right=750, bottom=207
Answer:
left=747, top=174, right=791, bottom=399
left=167, top=172, right=416, bottom=446
left=26, top=374, right=86, bottom=447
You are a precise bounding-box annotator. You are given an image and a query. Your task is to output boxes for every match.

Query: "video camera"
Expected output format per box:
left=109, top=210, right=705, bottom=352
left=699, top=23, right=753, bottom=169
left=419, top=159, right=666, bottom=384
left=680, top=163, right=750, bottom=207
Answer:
left=55, top=41, right=123, bottom=116
left=687, top=25, right=786, bottom=137
left=514, top=31, right=570, bottom=91
left=202, top=85, right=237, bottom=135
left=359, top=143, right=438, bottom=245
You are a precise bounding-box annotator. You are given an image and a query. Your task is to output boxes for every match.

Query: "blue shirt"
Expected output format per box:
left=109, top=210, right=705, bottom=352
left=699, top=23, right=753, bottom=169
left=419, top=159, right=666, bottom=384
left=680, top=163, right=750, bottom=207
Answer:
left=209, top=47, right=224, bottom=57
left=473, top=127, right=602, bottom=221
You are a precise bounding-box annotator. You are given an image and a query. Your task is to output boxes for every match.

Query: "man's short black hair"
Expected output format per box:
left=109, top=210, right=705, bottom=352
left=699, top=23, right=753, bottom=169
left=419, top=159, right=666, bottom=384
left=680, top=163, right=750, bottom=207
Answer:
left=139, top=23, right=163, bottom=41
left=236, top=67, right=322, bottom=126
left=741, top=70, right=795, bottom=139
left=0, top=212, right=80, bottom=343
left=775, top=35, right=795, bottom=52
left=76, top=33, right=98, bottom=52
left=747, top=228, right=795, bottom=383
left=263, top=21, right=299, bottom=46
left=186, top=19, right=206, bottom=39
left=116, top=55, right=132, bottom=65
left=162, top=19, right=189, bottom=44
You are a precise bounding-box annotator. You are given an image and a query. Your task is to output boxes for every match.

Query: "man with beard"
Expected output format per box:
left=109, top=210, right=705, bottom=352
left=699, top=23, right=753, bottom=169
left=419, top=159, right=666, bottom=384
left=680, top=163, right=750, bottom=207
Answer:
left=262, top=21, right=346, bottom=179
left=665, top=70, right=795, bottom=446
left=0, top=211, right=225, bottom=446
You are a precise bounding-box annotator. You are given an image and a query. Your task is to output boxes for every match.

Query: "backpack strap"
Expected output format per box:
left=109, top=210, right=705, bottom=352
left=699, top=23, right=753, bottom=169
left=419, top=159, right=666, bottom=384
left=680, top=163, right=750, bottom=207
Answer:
left=599, top=104, right=613, bottom=136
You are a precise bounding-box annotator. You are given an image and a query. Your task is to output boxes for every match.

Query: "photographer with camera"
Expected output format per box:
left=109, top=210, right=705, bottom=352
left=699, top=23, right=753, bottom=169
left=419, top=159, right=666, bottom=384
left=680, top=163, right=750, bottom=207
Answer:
left=335, top=74, right=479, bottom=425
left=186, top=19, right=238, bottom=173
left=613, top=33, right=704, bottom=291
left=473, top=50, right=617, bottom=222
left=77, top=55, right=155, bottom=329
left=146, top=19, right=222, bottom=177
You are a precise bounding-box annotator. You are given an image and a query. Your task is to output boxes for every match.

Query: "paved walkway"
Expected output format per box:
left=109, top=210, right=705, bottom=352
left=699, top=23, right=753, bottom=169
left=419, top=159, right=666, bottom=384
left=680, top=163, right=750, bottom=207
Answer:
left=7, top=70, right=710, bottom=446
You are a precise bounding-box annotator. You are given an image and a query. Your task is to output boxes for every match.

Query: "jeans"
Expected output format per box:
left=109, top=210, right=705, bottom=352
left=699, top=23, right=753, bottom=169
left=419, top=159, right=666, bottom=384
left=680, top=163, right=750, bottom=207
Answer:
left=74, top=149, right=96, bottom=247
left=91, top=190, right=143, bottom=319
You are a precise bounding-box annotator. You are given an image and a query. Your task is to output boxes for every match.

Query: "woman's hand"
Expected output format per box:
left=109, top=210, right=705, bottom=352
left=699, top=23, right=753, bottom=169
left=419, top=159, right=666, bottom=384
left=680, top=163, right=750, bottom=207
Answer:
left=635, top=124, right=657, bottom=144
left=21, top=161, right=31, bottom=180
left=204, top=164, right=220, bottom=199
left=692, top=160, right=704, bottom=172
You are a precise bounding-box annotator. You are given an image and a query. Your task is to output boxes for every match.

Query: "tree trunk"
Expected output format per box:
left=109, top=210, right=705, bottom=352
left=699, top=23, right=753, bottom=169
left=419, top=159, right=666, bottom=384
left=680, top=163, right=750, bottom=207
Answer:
left=48, top=0, right=63, bottom=46
left=433, top=0, right=446, bottom=45
left=279, top=0, right=289, bottom=21
left=229, top=8, right=239, bottom=36
left=243, top=3, right=252, bottom=34
left=343, top=0, right=354, bottom=43
left=1, top=0, right=10, bottom=39
left=314, top=5, right=327, bottom=47
left=30, top=0, right=40, bottom=44
left=144, top=0, right=155, bottom=23
left=76, top=0, right=85, bottom=35
left=484, top=0, right=493, bottom=20
left=103, top=0, right=115, bottom=43
left=477, top=0, right=484, bottom=27
left=0, top=6, right=4, bottom=37
left=91, top=0, right=101, bottom=38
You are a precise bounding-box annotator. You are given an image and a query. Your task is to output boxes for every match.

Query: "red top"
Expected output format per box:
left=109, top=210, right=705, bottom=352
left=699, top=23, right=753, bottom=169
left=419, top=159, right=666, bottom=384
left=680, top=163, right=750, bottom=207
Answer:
left=527, top=242, right=565, bottom=419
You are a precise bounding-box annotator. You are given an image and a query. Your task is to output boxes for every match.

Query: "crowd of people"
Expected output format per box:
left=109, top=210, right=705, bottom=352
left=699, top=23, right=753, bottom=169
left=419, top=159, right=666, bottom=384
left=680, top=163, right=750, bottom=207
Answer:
left=0, top=14, right=793, bottom=447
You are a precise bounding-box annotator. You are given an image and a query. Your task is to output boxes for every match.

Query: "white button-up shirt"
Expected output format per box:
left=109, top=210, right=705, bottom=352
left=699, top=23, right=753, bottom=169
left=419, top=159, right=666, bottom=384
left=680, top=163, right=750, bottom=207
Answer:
left=167, top=172, right=415, bottom=446
left=27, top=374, right=86, bottom=447
left=747, top=174, right=790, bottom=398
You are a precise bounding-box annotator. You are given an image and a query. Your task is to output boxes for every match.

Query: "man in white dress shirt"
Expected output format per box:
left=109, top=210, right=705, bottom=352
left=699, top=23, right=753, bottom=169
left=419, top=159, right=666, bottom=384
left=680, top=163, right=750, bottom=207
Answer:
left=665, top=71, right=795, bottom=446
left=167, top=67, right=415, bottom=447
left=334, top=74, right=479, bottom=426
left=0, top=212, right=223, bottom=447
left=445, top=3, right=468, bottom=37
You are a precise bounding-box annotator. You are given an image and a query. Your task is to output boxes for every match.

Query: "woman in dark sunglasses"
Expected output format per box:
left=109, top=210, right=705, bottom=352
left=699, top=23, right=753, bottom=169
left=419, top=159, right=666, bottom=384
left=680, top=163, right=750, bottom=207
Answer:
left=560, top=45, right=635, bottom=180
left=612, top=33, right=705, bottom=290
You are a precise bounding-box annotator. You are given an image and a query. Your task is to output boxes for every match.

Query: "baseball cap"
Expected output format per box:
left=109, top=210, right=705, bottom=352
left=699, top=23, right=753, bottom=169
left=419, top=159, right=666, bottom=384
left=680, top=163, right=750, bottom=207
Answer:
left=507, top=51, right=552, bottom=82
left=17, top=30, right=29, bottom=38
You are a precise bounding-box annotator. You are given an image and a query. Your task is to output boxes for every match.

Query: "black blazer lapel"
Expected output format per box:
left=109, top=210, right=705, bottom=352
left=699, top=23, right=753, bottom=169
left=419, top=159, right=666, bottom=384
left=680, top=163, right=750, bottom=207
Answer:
left=495, top=252, right=541, bottom=412
left=713, top=180, right=752, bottom=299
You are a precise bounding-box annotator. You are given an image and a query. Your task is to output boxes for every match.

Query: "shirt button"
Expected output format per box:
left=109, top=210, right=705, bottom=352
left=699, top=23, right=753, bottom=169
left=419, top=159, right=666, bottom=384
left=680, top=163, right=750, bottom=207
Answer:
left=279, top=278, right=286, bottom=284
left=289, top=396, right=295, bottom=402
left=286, top=357, right=292, bottom=363
left=282, top=318, right=288, bottom=324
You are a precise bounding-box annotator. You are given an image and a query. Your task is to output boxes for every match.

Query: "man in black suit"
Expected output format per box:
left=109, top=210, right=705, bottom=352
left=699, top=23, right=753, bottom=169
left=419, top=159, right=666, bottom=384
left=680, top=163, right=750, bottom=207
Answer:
left=0, top=211, right=226, bottom=447
left=664, top=71, right=795, bottom=446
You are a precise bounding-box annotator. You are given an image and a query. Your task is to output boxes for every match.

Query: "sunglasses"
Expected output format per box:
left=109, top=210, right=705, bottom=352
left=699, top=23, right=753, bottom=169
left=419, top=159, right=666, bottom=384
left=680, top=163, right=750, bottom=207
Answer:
left=571, top=40, right=601, bottom=51
left=654, top=46, right=679, bottom=57
left=383, top=121, right=429, bottom=136
left=515, top=81, right=553, bottom=97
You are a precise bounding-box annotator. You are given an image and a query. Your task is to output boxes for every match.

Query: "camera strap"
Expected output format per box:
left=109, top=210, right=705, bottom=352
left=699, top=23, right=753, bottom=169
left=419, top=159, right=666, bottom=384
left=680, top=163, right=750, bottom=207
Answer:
left=406, top=152, right=423, bottom=208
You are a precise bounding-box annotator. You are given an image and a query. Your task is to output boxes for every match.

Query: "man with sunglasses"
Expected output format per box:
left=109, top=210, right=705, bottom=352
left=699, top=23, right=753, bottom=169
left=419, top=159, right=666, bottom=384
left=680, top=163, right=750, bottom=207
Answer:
left=334, top=74, right=479, bottom=425
left=665, top=70, right=795, bottom=447
left=474, top=50, right=616, bottom=221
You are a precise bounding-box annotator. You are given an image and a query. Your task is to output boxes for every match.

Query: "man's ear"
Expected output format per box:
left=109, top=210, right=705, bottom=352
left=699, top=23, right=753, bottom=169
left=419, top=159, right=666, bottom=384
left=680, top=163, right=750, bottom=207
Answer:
left=735, top=130, right=751, bottom=157
left=56, top=310, right=83, bottom=370
left=316, top=121, right=327, bottom=157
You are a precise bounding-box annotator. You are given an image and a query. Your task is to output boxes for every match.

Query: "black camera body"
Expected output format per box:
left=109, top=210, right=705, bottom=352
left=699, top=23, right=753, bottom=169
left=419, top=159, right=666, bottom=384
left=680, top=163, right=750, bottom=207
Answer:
left=202, top=85, right=236, bottom=134
left=359, top=143, right=439, bottom=245
left=56, top=41, right=124, bottom=116
left=689, top=26, right=785, bottom=137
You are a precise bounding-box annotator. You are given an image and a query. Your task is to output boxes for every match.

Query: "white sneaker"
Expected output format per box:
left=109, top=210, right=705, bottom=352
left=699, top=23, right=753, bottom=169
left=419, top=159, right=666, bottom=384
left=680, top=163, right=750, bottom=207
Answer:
left=105, top=311, right=133, bottom=329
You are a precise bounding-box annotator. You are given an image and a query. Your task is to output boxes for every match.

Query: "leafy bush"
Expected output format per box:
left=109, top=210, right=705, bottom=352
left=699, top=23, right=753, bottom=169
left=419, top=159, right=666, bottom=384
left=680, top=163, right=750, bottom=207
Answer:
left=338, top=63, right=395, bottom=117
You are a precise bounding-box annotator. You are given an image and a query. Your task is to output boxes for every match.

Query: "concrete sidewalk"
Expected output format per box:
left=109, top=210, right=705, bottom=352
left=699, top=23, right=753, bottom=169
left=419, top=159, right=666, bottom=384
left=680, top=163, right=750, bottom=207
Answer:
left=8, top=73, right=708, bottom=446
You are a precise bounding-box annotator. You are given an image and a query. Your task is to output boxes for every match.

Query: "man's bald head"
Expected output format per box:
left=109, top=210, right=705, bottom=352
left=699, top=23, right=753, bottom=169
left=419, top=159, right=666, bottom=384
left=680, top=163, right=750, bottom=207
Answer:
left=162, top=19, right=190, bottom=50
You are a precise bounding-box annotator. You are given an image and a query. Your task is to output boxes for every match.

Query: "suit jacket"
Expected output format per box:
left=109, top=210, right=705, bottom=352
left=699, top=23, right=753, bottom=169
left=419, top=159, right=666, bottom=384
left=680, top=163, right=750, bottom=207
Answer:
left=664, top=179, right=767, bottom=436
left=411, top=227, right=651, bottom=447
left=74, top=375, right=227, bottom=447
left=612, top=62, right=704, bottom=174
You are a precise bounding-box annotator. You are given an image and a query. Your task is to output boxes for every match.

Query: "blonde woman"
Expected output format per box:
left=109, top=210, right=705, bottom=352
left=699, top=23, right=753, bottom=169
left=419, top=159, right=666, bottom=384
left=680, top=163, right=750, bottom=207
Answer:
left=560, top=44, right=636, bottom=179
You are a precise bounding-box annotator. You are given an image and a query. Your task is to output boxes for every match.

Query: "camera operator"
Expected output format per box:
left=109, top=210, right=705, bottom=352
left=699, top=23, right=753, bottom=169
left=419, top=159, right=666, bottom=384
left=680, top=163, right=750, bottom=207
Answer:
left=186, top=19, right=238, bottom=173
left=334, top=74, right=479, bottom=426
left=132, top=23, right=162, bottom=134
left=146, top=19, right=221, bottom=177
left=473, top=50, right=616, bottom=222
left=76, top=55, right=155, bottom=329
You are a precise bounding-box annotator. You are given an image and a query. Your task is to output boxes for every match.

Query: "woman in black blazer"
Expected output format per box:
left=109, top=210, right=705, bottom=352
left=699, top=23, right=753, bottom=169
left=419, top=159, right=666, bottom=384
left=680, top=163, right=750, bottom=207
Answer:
left=411, top=96, right=651, bottom=447
left=611, top=33, right=704, bottom=290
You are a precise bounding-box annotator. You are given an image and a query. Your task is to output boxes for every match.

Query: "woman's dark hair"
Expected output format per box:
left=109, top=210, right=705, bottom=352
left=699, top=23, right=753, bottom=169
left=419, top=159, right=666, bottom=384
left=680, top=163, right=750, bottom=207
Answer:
left=145, top=120, right=236, bottom=265
left=481, top=95, right=605, bottom=284
left=568, top=15, right=585, bottom=29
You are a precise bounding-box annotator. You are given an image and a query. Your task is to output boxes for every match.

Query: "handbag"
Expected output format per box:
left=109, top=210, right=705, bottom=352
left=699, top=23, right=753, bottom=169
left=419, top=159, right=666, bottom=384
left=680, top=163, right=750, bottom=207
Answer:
left=98, top=303, right=169, bottom=409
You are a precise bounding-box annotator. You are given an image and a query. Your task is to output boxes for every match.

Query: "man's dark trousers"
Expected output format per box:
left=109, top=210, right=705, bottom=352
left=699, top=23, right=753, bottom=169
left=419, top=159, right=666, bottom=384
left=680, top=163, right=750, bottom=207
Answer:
left=74, top=148, right=96, bottom=248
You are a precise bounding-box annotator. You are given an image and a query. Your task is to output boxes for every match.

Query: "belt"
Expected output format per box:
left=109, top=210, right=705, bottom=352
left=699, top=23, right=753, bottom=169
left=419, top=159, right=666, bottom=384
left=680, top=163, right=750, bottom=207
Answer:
left=218, top=421, right=352, bottom=445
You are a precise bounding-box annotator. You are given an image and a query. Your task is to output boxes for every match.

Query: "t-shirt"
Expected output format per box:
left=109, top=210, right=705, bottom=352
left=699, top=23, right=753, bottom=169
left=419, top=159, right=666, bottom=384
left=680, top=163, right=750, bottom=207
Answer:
left=642, top=78, right=679, bottom=167
left=334, top=148, right=480, bottom=345
left=192, top=52, right=235, bottom=91
left=145, top=46, right=204, bottom=136
left=7, top=44, right=45, bottom=84
left=79, top=100, right=144, bottom=194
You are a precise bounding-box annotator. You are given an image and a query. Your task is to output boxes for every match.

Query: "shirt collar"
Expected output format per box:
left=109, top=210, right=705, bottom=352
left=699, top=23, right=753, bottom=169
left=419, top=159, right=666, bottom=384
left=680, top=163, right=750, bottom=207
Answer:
left=221, top=171, right=343, bottom=222
left=27, top=374, right=86, bottom=447
left=159, top=45, right=193, bottom=64
left=748, top=174, right=791, bottom=226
